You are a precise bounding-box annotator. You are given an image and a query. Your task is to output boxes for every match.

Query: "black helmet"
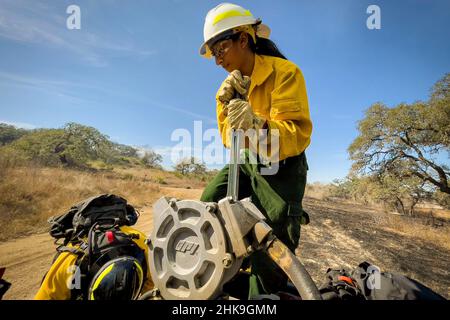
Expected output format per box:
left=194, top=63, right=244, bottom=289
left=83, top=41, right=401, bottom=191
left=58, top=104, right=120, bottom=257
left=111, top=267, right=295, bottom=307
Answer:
left=88, top=256, right=144, bottom=300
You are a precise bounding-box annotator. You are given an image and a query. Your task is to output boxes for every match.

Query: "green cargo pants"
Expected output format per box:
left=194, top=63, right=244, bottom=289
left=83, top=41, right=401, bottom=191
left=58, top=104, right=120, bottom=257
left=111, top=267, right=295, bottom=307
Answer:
left=200, top=151, right=309, bottom=299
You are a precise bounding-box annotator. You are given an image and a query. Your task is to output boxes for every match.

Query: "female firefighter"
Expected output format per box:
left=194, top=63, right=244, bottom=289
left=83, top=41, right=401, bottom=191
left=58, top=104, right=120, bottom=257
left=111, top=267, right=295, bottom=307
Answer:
left=199, top=3, right=313, bottom=299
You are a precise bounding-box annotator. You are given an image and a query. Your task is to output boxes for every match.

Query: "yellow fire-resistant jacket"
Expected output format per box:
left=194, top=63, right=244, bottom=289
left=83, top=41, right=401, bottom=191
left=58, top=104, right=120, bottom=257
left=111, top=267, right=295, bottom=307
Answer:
left=34, top=225, right=154, bottom=300
left=217, top=54, right=312, bottom=161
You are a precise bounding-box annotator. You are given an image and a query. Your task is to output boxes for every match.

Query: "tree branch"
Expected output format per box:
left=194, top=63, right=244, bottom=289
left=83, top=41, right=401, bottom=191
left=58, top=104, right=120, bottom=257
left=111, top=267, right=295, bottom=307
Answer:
left=399, top=133, right=449, bottom=193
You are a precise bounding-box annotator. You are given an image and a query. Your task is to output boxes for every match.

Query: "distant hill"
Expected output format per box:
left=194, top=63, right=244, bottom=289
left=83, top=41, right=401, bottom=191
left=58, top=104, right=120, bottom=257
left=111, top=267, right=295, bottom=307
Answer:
left=0, top=122, right=161, bottom=170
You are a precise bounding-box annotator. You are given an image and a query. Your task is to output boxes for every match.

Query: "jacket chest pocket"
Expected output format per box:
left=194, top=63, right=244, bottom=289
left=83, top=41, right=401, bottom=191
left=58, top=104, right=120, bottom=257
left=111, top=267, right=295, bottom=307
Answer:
left=270, top=99, right=301, bottom=120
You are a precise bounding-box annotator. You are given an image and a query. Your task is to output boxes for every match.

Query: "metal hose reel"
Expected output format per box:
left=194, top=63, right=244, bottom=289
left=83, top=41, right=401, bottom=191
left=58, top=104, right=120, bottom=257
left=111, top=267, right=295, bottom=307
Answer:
left=148, top=195, right=322, bottom=300
left=148, top=197, right=243, bottom=300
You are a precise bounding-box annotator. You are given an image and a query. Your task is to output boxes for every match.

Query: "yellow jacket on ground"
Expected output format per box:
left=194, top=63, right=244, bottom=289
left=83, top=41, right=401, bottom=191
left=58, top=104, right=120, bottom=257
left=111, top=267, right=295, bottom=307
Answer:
left=34, top=225, right=153, bottom=300
left=217, top=54, right=312, bottom=161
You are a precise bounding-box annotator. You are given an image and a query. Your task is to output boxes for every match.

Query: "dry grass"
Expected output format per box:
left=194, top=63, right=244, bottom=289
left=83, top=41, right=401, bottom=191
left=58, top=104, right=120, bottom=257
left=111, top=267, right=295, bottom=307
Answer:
left=0, top=139, right=217, bottom=242
left=112, top=167, right=209, bottom=189
left=381, top=214, right=450, bottom=251
left=0, top=160, right=214, bottom=242
left=305, top=182, right=334, bottom=200
left=413, top=207, right=450, bottom=220
left=0, top=165, right=169, bottom=242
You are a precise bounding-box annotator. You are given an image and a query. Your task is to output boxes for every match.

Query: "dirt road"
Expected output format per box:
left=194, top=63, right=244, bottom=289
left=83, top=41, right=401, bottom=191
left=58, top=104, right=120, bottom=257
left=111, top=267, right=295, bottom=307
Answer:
left=1, top=189, right=448, bottom=299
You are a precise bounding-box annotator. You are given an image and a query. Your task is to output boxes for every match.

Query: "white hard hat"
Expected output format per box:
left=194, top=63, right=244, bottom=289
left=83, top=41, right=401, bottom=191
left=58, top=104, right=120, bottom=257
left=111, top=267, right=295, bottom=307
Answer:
left=199, top=3, right=271, bottom=58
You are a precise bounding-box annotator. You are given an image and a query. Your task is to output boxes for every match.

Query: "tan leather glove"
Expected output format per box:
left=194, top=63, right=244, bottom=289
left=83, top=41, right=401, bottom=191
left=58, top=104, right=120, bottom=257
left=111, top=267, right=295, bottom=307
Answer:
left=218, top=70, right=251, bottom=105
left=227, top=98, right=266, bottom=131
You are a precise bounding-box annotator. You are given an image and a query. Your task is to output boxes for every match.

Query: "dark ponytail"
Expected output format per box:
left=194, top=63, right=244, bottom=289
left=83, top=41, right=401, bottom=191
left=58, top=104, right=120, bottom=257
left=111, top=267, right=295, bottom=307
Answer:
left=249, top=35, right=287, bottom=60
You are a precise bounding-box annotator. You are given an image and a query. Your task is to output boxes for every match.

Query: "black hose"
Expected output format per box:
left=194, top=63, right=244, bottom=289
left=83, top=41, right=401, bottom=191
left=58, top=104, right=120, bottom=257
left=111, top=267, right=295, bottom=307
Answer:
left=266, top=237, right=322, bottom=300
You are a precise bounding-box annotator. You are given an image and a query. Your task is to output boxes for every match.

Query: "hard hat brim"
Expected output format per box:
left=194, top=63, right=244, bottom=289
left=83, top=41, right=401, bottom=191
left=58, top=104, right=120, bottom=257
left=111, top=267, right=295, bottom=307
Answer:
left=200, top=21, right=270, bottom=59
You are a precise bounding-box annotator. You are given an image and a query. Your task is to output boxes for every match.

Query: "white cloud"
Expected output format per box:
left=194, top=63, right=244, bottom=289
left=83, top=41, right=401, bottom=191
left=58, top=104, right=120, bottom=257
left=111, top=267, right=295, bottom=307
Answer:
left=0, top=70, right=217, bottom=125
left=152, top=146, right=174, bottom=157
left=0, top=71, right=98, bottom=105
left=0, top=71, right=74, bottom=88
left=0, top=120, right=37, bottom=129
left=0, top=0, right=156, bottom=67
left=149, top=101, right=217, bottom=125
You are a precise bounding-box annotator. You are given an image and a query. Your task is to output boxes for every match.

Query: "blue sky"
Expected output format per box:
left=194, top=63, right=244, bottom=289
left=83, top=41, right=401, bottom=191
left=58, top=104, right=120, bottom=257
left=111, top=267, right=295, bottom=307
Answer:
left=0, top=0, right=449, bottom=182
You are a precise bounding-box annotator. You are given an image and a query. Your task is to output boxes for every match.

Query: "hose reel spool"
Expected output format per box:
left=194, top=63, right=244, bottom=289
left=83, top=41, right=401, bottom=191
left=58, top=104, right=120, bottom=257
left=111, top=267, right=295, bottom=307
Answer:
left=148, top=197, right=244, bottom=300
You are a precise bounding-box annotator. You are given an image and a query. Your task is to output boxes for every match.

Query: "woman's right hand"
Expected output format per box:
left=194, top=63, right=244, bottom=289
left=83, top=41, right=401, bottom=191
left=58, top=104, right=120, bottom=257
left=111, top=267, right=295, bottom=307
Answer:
left=218, top=70, right=251, bottom=105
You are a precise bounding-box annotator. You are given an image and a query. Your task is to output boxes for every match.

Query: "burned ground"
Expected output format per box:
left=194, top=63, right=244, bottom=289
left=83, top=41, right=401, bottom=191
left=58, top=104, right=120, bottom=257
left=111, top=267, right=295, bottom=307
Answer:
left=299, top=198, right=449, bottom=298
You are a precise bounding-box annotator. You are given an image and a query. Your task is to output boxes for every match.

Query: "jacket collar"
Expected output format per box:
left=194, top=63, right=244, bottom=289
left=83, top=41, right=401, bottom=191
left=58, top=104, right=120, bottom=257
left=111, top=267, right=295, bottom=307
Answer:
left=249, top=54, right=274, bottom=96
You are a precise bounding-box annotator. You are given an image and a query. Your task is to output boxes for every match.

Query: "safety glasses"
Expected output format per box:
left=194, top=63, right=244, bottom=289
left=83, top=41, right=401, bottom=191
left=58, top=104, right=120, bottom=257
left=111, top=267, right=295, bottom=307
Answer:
left=210, top=32, right=241, bottom=59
